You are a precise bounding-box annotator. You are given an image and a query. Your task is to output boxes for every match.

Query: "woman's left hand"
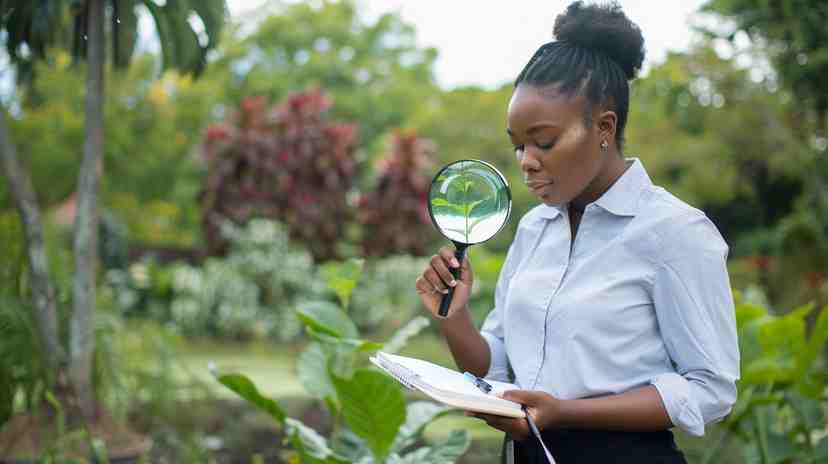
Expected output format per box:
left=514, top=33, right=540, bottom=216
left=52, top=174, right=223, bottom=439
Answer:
left=466, top=389, right=565, bottom=441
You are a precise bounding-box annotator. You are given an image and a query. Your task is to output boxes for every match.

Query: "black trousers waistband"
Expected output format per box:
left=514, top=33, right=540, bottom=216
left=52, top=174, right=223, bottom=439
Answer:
left=510, top=429, right=688, bottom=464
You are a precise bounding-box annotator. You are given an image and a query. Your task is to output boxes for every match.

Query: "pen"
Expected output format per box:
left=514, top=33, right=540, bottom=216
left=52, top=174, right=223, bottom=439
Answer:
left=463, top=372, right=493, bottom=394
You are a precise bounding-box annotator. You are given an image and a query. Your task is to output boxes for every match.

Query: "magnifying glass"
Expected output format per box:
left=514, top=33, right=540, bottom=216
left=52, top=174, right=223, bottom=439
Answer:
left=427, top=159, right=512, bottom=318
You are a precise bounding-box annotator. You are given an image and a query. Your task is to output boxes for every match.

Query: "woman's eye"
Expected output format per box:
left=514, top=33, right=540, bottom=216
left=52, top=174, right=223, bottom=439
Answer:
left=514, top=145, right=525, bottom=158
left=537, top=140, right=556, bottom=150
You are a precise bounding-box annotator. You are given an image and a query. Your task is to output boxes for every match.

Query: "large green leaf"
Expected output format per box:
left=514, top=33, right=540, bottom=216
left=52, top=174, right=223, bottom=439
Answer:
left=305, top=326, right=382, bottom=353
left=285, top=417, right=351, bottom=464
left=320, top=258, right=364, bottom=310
left=332, top=368, right=406, bottom=462
left=801, top=307, right=828, bottom=374
left=215, top=373, right=285, bottom=423
left=297, top=300, right=358, bottom=339
left=297, top=342, right=337, bottom=404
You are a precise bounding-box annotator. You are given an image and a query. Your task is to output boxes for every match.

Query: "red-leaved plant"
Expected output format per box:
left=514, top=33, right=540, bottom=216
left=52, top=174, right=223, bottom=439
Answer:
left=201, top=89, right=358, bottom=261
left=358, top=130, right=437, bottom=257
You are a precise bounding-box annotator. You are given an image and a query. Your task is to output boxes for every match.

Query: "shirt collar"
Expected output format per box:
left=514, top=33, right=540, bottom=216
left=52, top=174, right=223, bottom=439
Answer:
left=534, top=158, right=651, bottom=220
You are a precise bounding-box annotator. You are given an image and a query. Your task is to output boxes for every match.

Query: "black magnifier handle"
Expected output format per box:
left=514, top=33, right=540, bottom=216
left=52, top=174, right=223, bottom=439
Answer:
left=438, top=243, right=468, bottom=318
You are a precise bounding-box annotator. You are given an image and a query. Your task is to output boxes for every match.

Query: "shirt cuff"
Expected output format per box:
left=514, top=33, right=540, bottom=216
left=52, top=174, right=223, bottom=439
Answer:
left=480, top=331, right=510, bottom=382
left=650, top=372, right=705, bottom=437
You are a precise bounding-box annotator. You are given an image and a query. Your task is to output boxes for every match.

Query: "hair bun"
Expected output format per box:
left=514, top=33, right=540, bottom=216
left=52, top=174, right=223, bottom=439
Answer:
left=553, top=1, right=645, bottom=80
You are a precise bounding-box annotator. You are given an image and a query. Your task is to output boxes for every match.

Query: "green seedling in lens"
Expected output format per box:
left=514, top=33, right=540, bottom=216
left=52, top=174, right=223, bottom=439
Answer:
left=432, top=164, right=494, bottom=242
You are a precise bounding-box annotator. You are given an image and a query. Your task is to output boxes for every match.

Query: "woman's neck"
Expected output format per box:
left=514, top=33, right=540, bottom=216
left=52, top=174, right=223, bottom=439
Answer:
left=570, top=152, right=627, bottom=211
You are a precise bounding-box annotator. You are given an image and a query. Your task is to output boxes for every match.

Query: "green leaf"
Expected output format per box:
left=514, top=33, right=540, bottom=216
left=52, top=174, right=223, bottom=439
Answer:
left=391, top=401, right=452, bottom=453
left=297, top=342, right=337, bottom=404
left=764, top=430, right=798, bottom=464
left=383, top=316, right=430, bottom=354
left=297, top=300, right=358, bottom=339
left=815, top=436, right=828, bottom=460
left=285, top=417, right=351, bottom=464
left=216, top=373, right=285, bottom=423
left=332, top=368, right=406, bottom=462
left=320, top=258, right=364, bottom=310
left=305, top=326, right=383, bottom=353
left=742, top=356, right=797, bottom=384
left=801, top=307, right=828, bottom=376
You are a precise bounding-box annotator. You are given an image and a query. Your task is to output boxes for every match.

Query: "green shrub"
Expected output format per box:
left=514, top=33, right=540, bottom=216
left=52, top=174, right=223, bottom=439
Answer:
left=216, top=258, right=471, bottom=463
left=700, top=293, right=828, bottom=463
left=106, top=219, right=324, bottom=341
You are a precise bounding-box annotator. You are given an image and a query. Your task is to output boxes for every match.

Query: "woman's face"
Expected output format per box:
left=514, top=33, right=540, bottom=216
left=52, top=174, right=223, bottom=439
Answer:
left=506, top=84, right=610, bottom=208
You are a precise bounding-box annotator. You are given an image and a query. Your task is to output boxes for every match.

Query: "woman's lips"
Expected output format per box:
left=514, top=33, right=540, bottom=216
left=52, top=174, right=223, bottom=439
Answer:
left=526, top=181, right=553, bottom=195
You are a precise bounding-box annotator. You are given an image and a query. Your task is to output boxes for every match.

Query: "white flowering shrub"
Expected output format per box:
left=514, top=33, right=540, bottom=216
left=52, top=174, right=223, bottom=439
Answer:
left=107, top=219, right=325, bottom=341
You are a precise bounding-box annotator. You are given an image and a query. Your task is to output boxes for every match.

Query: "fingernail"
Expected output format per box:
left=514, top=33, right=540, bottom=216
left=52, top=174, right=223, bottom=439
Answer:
left=452, top=258, right=460, bottom=268
left=449, top=280, right=457, bottom=287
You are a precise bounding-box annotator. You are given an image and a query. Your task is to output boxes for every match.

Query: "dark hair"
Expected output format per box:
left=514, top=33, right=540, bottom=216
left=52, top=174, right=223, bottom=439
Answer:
left=515, top=1, right=645, bottom=151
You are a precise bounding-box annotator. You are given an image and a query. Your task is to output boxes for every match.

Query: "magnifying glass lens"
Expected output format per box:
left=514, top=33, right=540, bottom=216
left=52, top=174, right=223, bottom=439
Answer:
left=427, top=160, right=511, bottom=317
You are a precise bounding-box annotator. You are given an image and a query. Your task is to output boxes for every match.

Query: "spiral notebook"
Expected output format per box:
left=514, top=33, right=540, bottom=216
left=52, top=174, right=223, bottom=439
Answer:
left=369, top=351, right=525, bottom=418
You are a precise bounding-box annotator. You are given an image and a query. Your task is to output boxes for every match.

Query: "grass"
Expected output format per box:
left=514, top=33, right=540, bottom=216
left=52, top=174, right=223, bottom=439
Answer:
left=175, top=338, right=307, bottom=398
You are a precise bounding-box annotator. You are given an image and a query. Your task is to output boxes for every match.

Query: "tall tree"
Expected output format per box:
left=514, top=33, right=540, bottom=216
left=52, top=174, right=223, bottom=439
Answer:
left=0, top=0, right=226, bottom=420
left=702, top=0, right=828, bottom=130
left=701, top=0, right=828, bottom=308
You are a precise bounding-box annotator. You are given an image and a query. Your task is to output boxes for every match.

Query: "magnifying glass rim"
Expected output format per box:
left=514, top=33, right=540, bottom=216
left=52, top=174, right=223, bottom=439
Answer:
left=427, top=158, right=513, bottom=245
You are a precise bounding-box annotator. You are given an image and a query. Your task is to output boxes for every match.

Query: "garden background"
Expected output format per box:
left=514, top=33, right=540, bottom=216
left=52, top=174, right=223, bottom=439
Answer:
left=1, top=0, right=828, bottom=462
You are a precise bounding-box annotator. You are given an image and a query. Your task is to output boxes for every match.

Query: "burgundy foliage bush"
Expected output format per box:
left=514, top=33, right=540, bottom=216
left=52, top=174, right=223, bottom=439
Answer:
left=201, top=89, right=358, bottom=261
left=358, top=130, right=437, bottom=257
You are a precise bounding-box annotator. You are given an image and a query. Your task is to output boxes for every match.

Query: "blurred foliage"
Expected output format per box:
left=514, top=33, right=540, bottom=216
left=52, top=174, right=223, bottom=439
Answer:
left=201, top=89, right=358, bottom=261
left=0, top=0, right=226, bottom=84
left=407, top=86, right=527, bottom=253
left=358, top=130, right=439, bottom=257
left=0, top=52, right=221, bottom=246
left=629, top=46, right=809, bottom=251
left=217, top=257, right=470, bottom=463
left=3, top=0, right=828, bottom=460
left=702, top=0, right=828, bottom=127
left=208, top=0, right=439, bottom=151
left=700, top=293, right=828, bottom=463
left=105, top=219, right=324, bottom=341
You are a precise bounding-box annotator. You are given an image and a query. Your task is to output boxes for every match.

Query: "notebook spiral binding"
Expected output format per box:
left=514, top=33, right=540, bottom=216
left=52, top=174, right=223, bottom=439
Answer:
left=370, top=355, right=418, bottom=391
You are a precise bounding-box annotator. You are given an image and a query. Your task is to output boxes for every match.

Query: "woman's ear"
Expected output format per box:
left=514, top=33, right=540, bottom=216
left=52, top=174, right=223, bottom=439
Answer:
left=597, top=110, right=617, bottom=145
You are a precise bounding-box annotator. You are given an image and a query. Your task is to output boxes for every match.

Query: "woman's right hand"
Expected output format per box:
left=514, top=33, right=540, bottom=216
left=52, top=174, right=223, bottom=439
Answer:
left=415, top=247, right=474, bottom=319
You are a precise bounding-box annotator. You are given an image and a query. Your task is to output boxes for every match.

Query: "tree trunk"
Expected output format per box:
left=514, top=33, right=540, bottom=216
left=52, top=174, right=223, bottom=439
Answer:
left=70, top=0, right=105, bottom=420
left=0, top=109, right=63, bottom=384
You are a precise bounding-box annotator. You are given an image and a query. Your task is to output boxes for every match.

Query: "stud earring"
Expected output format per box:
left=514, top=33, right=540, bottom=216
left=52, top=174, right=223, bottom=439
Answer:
left=600, top=140, right=609, bottom=151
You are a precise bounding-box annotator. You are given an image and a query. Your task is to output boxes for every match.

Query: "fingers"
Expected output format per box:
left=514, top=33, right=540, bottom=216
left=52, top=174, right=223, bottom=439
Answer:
left=415, top=276, right=437, bottom=295
left=500, top=389, right=540, bottom=405
left=424, top=248, right=459, bottom=294
left=466, top=411, right=529, bottom=440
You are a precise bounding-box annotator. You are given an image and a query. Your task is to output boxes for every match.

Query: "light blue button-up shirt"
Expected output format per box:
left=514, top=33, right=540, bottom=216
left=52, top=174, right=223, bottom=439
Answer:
left=480, top=158, right=739, bottom=437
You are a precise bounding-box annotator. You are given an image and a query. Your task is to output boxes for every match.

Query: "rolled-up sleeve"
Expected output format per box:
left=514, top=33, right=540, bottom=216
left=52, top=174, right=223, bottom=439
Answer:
left=650, top=213, right=740, bottom=437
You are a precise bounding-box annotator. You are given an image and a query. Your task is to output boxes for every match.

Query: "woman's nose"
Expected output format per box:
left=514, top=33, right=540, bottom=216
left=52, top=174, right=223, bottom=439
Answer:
left=519, top=149, right=540, bottom=173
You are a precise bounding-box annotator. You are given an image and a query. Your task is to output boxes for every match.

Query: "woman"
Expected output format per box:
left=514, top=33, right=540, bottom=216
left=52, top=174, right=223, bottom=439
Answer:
left=415, top=2, right=739, bottom=463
